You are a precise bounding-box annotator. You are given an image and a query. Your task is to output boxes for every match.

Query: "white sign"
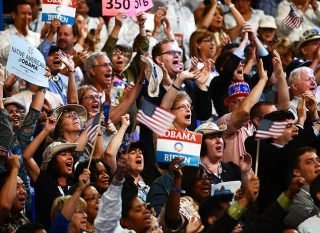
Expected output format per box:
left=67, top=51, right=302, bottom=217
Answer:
left=42, top=0, right=77, bottom=25
left=6, top=36, right=48, bottom=88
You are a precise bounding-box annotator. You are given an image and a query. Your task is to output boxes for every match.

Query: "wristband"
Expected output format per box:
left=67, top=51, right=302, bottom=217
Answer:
left=228, top=3, right=235, bottom=9
left=171, top=187, right=186, bottom=194
left=171, top=84, right=180, bottom=91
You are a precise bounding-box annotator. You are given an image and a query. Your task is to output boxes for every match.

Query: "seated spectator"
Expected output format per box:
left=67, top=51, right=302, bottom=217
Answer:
left=298, top=174, right=320, bottom=232
left=0, top=155, right=30, bottom=233
left=284, top=147, right=320, bottom=228
left=50, top=168, right=90, bottom=233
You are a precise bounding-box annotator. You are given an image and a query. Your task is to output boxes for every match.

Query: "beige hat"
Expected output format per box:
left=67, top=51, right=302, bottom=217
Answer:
left=41, top=141, right=78, bottom=171
left=3, top=97, right=26, bottom=111
left=259, top=15, right=277, bottom=29
left=194, top=122, right=227, bottom=135
left=298, top=28, right=320, bottom=50
left=51, top=104, right=87, bottom=139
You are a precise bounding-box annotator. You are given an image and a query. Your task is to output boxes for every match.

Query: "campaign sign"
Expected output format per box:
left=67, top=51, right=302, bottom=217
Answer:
left=156, top=129, right=203, bottom=167
left=6, top=36, right=48, bottom=88
left=42, top=0, right=77, bottom=25
left=211, top=181, right=241, bottom=197
left=102, top=0, right=153, bottom=17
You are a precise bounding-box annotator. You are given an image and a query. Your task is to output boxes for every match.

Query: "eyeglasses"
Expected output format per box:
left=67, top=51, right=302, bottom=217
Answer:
left=74, top=209, right=86, bottom=214
left=84, top=194, right=101, bottom=202
left=200, top=38, right=212, bottom=43
left=63, top=111, right=80, bottom=119
left=159, top=50, right=182, bottom=56
left=94, top=63, right=113, bottom=68
left=82, top=94, right=101, bottom=101
left=171, top=104, right=193, bottom=111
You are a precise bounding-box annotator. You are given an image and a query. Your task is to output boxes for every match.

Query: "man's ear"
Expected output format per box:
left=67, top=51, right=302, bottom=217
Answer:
left=300, top=47, right=307, bottom=56
left=293, top=169, right=301, bottom=177
left=155, top=56, right=162, bottom=65
left=207, top=216, right=217, bottom=225
left=12, top=11, right=16, bottom=21
left=89, top=67, right=95, bottom=77
left=316, top=192, right=320, bottom=202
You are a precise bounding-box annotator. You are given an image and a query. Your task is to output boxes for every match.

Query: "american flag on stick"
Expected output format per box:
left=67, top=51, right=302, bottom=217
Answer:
left=84, top=112, right=104, bottom=143
left=137, top=99, right=176, bottom=136
left=255, top=119, right=287, bottom=140
left=283, top=5, right=302, bottom=28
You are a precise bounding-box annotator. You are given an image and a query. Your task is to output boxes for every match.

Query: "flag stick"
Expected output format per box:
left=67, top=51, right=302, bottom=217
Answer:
left=87, top=113, right=104, bottom=169
left=255, top=140, right=260, bottom=176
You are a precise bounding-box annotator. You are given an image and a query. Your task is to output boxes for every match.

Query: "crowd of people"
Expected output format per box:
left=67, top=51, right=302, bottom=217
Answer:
left=1, top=0, right=320, bottom=232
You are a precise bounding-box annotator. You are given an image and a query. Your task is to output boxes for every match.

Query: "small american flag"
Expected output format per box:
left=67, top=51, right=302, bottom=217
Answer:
left=255, top=119, right=287, bottom=140
left=137, top=99, right=176, bottom=136
left=84, top=112, right=103, bottom=143
left=283, top=5, right=302, bottom=28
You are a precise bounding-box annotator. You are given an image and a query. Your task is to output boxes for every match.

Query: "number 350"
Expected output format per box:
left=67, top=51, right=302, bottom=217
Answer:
left=105, top=0, right=130, bottom=10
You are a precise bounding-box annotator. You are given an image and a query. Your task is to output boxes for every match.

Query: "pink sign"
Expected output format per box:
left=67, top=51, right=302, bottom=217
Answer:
left=102, top=0, right=153, bottom=17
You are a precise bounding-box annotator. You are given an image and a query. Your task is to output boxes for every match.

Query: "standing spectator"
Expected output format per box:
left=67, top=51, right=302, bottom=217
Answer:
left=0, top=156, right=30, bottom=233
left=0, top=0, right=40, bottom=65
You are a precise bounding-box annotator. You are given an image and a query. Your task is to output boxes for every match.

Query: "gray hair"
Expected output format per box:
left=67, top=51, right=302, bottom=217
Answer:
left=288, top=66, right=314, bottom=86
left=84, top=52, right=108, bottom=80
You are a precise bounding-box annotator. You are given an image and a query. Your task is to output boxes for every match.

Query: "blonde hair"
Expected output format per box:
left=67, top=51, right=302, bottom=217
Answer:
left=50, top=195, right=87, bottom=223
left=77, top=85, right=99, bottom=105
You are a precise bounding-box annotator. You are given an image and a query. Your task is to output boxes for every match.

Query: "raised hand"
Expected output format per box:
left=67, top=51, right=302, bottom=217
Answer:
left=272, top=50, right=284, bottom=78
left=169, top=157, right=185, bottom=178
left=113, top=154, right=130, bottom=183
left=44, top=116, right=57, bottom=133
left=78, top=168, right=91, bottom=191
left=57, top=51, right=75, bottom=72
left=284, top=177, right=305, bottom=199
left=136, top=11, right=147, bottom=27
left=73, top=51, right=89, bottom=67
left=257, top=59, right=268, bottom=82
left=121, top=114, right=130, bottom=127
left=115, top=12, right=127, bottom=27
left=8, top=154, right=20, bottom=171
left=243, top=175, right=260, bottom=202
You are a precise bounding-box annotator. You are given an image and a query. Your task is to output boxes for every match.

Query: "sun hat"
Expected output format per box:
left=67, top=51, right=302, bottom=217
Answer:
left=259, top=15, right=277, bottom=29
left=224, top=82, right=250, bottom=105
left=298, top=28, right=320, bottom=50
left=51, top=104, right=87, bottom=139
left=41, top=141, right=78, bottom=171
left=3, top=96, right=26, bottom=111
left=195, top=122, right=227, bottom=135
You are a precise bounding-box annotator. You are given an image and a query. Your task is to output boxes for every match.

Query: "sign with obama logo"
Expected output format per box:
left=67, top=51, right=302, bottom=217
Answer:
left=156, top=129, right=203, bottom=167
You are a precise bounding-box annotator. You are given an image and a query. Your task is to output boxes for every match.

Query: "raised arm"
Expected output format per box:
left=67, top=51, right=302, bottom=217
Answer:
left=109, top=64, right=145, bottom=124
left=104, top=114, right=130, bottom=174
left=95, top=154, right=129, bottom=233
left=61, top=169, right=90, bottom=220
left=0, top=155, right=20, bottom=223
left=102, top=12, right=126, bottom=59
left=57, top=51, right=78, bottom=104
left=224, top=0, right=246, bottom=41
left=231, top=59, right=268, bottom=129
left=164, top=158, right=184, bottom=230
left=273, top=50, right=290, bottom=111
left=200, top=0, right=218, bottom=29
left=23, top=116, right=56, bottom=183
